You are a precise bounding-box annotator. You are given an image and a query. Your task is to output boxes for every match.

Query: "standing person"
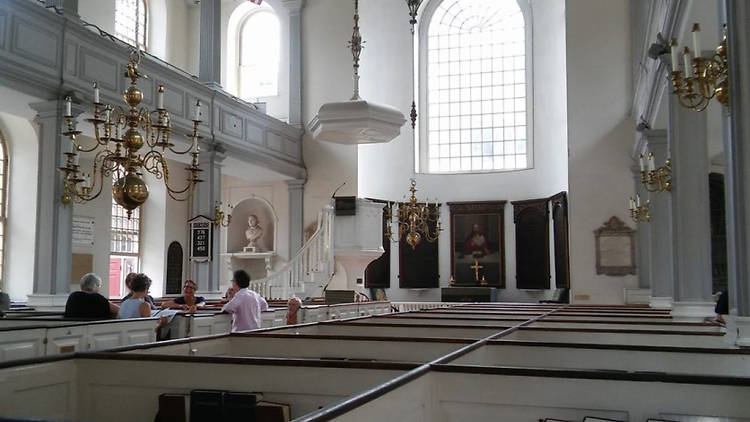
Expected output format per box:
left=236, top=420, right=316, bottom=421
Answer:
left=64, top=273, right=119, bottom=319
left=221, top=269, right=269, bottom=332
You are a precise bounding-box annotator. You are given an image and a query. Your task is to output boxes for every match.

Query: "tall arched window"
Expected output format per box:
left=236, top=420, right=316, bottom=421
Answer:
left=0, top=132, right=7, bottom=289
left=115, top=0, right=148, bottom=49
left=419, top=0, right=532, bottom=173
left=238, top=10, right=280, bottom=99
left=109, top=178, right=141, bottom=297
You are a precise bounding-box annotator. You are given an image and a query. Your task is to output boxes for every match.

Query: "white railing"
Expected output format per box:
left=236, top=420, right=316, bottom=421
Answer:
left=391, top=302, right=455, bottom=312
left=250, top=203, right=335, bottom=299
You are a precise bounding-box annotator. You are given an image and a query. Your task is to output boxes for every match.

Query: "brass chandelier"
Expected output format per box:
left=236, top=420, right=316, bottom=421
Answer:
left=59, top=50, right=203, bottom=217
left=670, top=23, right=729, bottom=112
left=384, top=179, right=441, bottom=249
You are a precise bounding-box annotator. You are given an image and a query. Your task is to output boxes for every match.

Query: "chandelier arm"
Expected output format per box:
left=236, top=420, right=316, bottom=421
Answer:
left=141, top=150, right=195, bottom=196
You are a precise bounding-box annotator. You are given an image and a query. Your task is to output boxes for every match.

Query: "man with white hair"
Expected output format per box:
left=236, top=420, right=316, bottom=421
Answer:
left=64, top=273, right=119, bottom=319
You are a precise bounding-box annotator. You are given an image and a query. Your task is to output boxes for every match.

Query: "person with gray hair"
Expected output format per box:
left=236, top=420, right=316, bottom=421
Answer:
left=64, top=273, right=119, bottom=319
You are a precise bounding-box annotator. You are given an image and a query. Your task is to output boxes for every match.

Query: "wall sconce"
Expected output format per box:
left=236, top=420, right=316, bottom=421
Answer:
left=628, top=195, right=651, bottom=223
left=639, top=152, right=672, bottom=192
left=213, top=201, right=232, bottom=228
left=670, top=23, right=729, bottom=112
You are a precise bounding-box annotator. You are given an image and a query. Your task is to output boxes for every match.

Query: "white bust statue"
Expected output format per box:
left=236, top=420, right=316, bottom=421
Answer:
left=245, top=215, right=263, bottom=249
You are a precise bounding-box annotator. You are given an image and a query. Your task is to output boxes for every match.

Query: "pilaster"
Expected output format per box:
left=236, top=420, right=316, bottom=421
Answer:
left=286, top=179, right=305, bottom=257
left=191, top=144, right=226, bottom=292
left=199, top=0, right=222, bottom=89
left=724, top=0, right=750, bottom=345
left=631, top=164, right=652, bottom=290
left=668, top=92, right=714, bottom=321
left=282, top=0, right=304, bottom=128
left=643, top=130, right=675, bottom=307
left=28, top=99, right=84, bottom=306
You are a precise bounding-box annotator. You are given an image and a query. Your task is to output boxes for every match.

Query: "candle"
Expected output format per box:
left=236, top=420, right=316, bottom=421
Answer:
left=648, top=153, right=655, bottom=171
left=157, top=85, right=164, bottom=110
left=683, top=47, right=693, bottom=77
left=629, top=198, right=635, bottom=210
left=692, top=23, right=701, bottom=57
left=670, top=38, right=679, bottom=72
left=64, top=96, right=72, bottom=117
left=193, top=100, right=202, bottom=121
left=639, top=154, right=645, bottom=172
left=636, top=194, right=641, bottom=207
left=93, top=82, right=100, bottom=104
left=104, top=108, right=111, bottom=123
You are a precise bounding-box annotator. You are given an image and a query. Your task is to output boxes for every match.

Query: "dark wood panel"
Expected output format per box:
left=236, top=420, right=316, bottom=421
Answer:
left=512, top=198, right=550, bottom=289
left=550, top=192, right=570, bottom=289
left=165, top=241, right=183, bottom=295
left=709, top=173, right=728, bottom=293
left=399, top=205, right=440, bottom=288
left=365, top=202, right=390, bottom=288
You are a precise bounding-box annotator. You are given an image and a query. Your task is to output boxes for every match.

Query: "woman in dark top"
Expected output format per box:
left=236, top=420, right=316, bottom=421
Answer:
left=161, top=280, right=206, bottom=312
left=64, top=273, right=119, bottom=319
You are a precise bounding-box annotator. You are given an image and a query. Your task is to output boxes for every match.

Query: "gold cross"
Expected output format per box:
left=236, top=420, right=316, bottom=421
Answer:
left=470, top=259, right=483, bottom=282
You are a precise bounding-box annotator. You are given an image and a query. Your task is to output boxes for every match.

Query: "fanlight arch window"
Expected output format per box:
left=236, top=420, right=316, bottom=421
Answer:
left=115, top=0, right=148, bottom=49
left=419, top=0, right=532, bottom=173
left=237, top=10, right=281, bottom=100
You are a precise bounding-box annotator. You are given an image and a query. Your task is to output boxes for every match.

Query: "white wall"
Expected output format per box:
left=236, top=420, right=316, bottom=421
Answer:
left=0, top=112, right=38, bottom=302
left=302, top=0, right=569, bottom=302
left=301, top=0, right=359, bottom=229
left=566, top=0, right=636, bottom=304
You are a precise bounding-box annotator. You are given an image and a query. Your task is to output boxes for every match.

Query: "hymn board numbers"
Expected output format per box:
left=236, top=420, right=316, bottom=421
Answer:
left=189, top=215, right=213, bottom=262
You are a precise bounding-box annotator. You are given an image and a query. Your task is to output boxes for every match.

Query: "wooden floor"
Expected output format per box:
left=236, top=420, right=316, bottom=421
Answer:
left=1, top=303, right=749, bottom=422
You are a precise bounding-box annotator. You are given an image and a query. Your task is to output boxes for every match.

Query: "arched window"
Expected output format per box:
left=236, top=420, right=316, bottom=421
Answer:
left=0, top=132, right=7, bottom=288
left=239, top=10, right=280, bottom=99
left=115, top=0, right=148, bottom=49
left=109, top=178, right=141, bottom=297
left=227, top=4, right=281, bottom=101
left=419, top=0, right=532, bottom=173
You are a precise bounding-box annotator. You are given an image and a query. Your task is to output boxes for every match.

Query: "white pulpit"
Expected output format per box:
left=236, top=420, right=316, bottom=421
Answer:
left=331, top=198, right=384, bottom=292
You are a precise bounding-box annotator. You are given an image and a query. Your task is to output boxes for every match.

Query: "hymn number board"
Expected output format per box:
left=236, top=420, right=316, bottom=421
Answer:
left=189, top=215, right=213, bottom=262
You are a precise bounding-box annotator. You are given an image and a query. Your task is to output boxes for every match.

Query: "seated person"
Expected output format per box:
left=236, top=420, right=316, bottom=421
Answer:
left=64, top=273, right=119, bottom=319
left=286, top=297, right=303, bottom=325
left=161, top=280, right=206, bottom=312
left=121, top=272, right=157, bottom=310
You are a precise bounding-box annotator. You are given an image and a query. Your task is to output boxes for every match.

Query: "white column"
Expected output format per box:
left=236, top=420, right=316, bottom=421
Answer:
left=645, top=130, right=675, bottom=309
left=282, top=0, right=304, bottom=128
left=286, top=179, right=305, bottom=257
left=199, top=0, right=221, bottom=89
left=191, top=144, right=226, bottom=292
left=668, top=94, right=714, bottom=321
left=28, top=99, right=84, bottom=308
left=724, top=0, right=750, bottom=346
left=632, top=164, right=652, bottom=290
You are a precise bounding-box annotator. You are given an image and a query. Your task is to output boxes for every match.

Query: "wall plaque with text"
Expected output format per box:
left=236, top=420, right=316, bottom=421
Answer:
left=189, top=215, right=213, bottom=262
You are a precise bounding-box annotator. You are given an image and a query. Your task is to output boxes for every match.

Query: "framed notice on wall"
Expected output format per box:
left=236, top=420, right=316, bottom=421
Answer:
left=189, top=215, right=213, bottom=262
left=72, top=216, right=95, bottom=247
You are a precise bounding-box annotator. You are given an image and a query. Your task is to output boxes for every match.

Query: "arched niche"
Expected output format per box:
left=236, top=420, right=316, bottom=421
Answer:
left=227, top=196, right=277, bottom=253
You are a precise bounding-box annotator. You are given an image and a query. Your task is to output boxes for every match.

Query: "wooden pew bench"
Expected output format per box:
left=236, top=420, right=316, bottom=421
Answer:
left=500, top=326, right=729, bottom=348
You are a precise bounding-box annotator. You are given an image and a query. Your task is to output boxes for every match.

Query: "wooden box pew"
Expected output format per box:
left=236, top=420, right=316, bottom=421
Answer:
left=261, top=321, right=511, bottom=339
left=500, top=326, right=728, bottom=348
left=348, top=316, right=531, bottom=327
left=400, top=311, right=534, bottom=321
left=165, top=312, right=233, bottom=338
left=0, top=353, right=418, bottom=422
left=112, top=333, right=473, bottom=363
left=0, top=326, right=46, bottom=362
left=449, top=340, right=750, bottom=377
left=418, top=309, right=550, bottom=318
left=541, top=314, right=674, bottom=322
left=320, top=366, right=750, bottom=422
left=0, top=318, right=159, bottom=362
left=526, top=320, right=724, bottom=333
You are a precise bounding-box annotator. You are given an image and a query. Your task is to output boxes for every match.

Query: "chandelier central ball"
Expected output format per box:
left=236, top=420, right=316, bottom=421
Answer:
left=123, top=86, right=142, bottom=108
left=123, top=128, right=143, bottom=151
left=113, top=173, right=149, bottom=211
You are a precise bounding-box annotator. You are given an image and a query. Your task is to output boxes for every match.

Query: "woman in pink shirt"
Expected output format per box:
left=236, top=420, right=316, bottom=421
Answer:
left=221, top=269, right=269, bottom=332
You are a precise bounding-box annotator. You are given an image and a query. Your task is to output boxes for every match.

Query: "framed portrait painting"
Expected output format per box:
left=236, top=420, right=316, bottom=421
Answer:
left=447, top=201, right=506, bottom=287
